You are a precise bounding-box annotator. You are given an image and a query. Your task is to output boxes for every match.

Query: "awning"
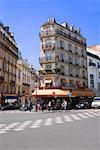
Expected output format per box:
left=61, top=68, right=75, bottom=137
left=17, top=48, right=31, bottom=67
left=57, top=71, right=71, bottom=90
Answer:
left=72, top=89, right=95, bottom=97
left=44, top=80, right=52, bottom=84
left=32, top=89, right=70, bottom=97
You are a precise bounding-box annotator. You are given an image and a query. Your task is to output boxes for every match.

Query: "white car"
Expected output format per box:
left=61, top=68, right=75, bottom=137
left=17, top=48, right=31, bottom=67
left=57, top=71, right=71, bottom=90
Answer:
left=91, top=97, right=100, bottom=109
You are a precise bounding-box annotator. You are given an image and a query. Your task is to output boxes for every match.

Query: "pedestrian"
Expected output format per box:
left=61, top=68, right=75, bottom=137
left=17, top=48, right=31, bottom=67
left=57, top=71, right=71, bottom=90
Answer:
left=51, top=100, right=55, bottom=111
left=41, top=99, right=45, bottom=112
left=61, top=100, right=67, bottom=111
left=48, top=101, right=51, bottom=111
left=35, top=103, right=38, bottom=112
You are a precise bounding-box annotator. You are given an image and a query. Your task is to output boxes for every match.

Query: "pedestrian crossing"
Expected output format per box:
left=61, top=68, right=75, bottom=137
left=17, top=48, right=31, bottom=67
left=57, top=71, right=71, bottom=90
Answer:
left=0, top=111, right=99, bottom=135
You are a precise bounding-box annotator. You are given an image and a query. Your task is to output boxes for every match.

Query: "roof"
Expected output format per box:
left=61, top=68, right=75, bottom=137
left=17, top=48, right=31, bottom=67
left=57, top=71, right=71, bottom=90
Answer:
left=87, top=51, right=100, bottom=60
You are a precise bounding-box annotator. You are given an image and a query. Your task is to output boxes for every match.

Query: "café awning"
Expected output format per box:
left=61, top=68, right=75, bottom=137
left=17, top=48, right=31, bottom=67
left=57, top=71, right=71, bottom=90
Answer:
left=32, top=89, right=70, bottom=97
left=72, top=89, right=95, bottom=97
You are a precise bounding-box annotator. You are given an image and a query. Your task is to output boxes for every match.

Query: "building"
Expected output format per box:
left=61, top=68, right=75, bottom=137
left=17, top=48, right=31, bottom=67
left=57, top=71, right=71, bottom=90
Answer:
left=16, top=59, right=39, bottom=100
left=88, top=45, right=100, bottom=57
left=39, top=18, right=88, bottom=91
left=0, top=22, right=18, bottom=95
left=87, top=48, right=100, bottom=96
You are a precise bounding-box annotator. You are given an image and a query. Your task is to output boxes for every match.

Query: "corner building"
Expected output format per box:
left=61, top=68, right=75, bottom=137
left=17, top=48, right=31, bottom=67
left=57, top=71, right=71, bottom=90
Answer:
left=0, top=23, right=18, bottom=94
left=39, top=18, right=88, bottom=90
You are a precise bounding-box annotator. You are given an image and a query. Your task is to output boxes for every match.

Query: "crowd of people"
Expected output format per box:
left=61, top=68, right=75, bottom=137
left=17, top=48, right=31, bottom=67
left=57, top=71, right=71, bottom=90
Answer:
left=20, top=98, right=70, bottom=112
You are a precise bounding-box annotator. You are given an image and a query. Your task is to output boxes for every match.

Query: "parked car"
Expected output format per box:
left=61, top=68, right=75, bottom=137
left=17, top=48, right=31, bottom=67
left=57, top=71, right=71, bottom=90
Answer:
left=91, top=97, right=100, bottom=109
left=1, top=102, right=20, bottom=110
left=75, top=101, right=90, bottom=110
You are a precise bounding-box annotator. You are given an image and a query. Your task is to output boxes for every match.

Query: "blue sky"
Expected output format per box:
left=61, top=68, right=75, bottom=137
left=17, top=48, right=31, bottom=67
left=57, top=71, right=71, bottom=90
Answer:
left=0, top=0, right=100, bottom=69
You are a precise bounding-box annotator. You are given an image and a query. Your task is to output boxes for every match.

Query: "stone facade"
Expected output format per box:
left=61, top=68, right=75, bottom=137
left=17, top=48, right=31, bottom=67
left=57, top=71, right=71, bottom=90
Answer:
left=39, top=18, right=88, bottom=90
left=0, top=23, right=18, bottom=94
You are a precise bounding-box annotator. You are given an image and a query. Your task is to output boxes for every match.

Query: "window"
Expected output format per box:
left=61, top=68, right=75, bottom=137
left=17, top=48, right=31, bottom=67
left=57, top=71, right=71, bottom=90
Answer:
left=90, top=74, right=94, bottom=88
left=61, top=66, right=64, bottom=75
left=82, top=70, right=86, bottom=78
left=45, top=64, right=52, bottom=70
left=60, top=40, right=65, bottom=49
left=75, top=47, right=78, bottom=54
left=98, top=83, right=100, bottom=91
left=69, top=66, right=73, bottom=76
left=81, top=49, right=85, bottom=57
left=60, top=53, right=64, bottom=62
left=75, top=68, right=79, bottom=77
left=99, top=72, right=100, bottom=79
left=75, top=57, right=79, bottom=65
left=45, top=52, right=52, bottom=60
left=68, top=44, right=72, bottom=51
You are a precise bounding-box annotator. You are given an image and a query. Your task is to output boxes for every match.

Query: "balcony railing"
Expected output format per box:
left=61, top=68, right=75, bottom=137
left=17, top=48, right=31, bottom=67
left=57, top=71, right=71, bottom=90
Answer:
left=42, top=43, right=55, bottom=50
left=39, top=57, right=57, bottom=64
left=40, top=30, right=56, bottom=37
left=40, top=29, right=86, bottom=46
left=89, top=62, right=96, bottom=67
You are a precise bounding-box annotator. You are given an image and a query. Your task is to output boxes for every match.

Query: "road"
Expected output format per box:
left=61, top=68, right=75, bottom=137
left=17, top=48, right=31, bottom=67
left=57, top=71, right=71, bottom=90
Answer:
left=0, top=109, right=100, bottom=150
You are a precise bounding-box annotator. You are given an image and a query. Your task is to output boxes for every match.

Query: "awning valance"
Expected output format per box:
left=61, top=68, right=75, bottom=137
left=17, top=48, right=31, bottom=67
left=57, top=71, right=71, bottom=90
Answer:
left=32, top=89, right=70, bottom=97
left=44, top=80, right=52, bottom=83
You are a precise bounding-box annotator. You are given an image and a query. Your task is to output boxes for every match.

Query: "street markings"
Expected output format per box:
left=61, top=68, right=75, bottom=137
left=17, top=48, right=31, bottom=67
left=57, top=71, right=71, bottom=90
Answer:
left=70, top=114, right=81, bottom=120
left=0, top=124, right=6, bottom=128
left=63, top=115, right=73, bottom=122
left=77, top=113, right=88, bottom=119
left=0, top=111, right=99, bottom=134
left=83, top=112, right=94, bottom=117
left=30, top=119, right=43, bottom=128
left=14, top=121, right=32, bottom=131
left=89, top=111, right=99, bottom=116
left=43, top=118, right=53, bottom=126
left=0, top=122, right=20, bottom=134
left=55, top=117, right=63, bottom=124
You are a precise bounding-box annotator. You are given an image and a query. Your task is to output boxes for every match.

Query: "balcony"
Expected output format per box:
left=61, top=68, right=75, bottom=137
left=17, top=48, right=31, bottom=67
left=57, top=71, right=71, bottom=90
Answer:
left=44, top=68, right=55, bottom=74
left=40, top=29, right=86, bottom=46
left=42, top=43, right=55, bottom=50
left=40, top=30, right=56, bottom=38
left=39, top=57, right=57, bottom=64
left=56, top=30, right=86, bottom=46
left=89, top=62, right=96, bottom=67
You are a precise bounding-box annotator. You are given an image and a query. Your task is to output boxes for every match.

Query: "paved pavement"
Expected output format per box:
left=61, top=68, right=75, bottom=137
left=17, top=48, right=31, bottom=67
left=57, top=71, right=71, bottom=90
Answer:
left=0, top=109, right=100, bottom=150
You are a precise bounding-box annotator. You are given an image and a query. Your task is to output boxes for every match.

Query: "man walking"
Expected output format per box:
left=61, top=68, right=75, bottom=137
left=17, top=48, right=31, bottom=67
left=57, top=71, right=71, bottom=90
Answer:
left=62, top=100, right=67, bottom=111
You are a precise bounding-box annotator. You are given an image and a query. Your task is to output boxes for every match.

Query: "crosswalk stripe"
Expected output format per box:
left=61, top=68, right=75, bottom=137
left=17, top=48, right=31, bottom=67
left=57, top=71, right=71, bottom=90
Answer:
left=14, top=121, right=32, bottom=131
left=43, top=118, right=53, bottom=126
left=55, top=117, right=63, bottom=124
left=83, top=112, right=94, bottom=117
left=89, top=112, right=99, bottom=116
left=63, top=115, right=73, bottom=122
left=70, top=115, right=81, bottom=120
left=0, top=122, right=20, bottom=134
left=0, top=124, right=6, bottom=129
left=30, top=119, right=43, bottom=128
left=77, top=113, right=88, bottom=118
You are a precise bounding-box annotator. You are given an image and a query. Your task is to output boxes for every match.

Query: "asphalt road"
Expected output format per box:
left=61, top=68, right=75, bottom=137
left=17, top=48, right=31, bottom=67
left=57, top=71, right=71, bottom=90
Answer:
left=0, top=109, right=100, bottom=150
